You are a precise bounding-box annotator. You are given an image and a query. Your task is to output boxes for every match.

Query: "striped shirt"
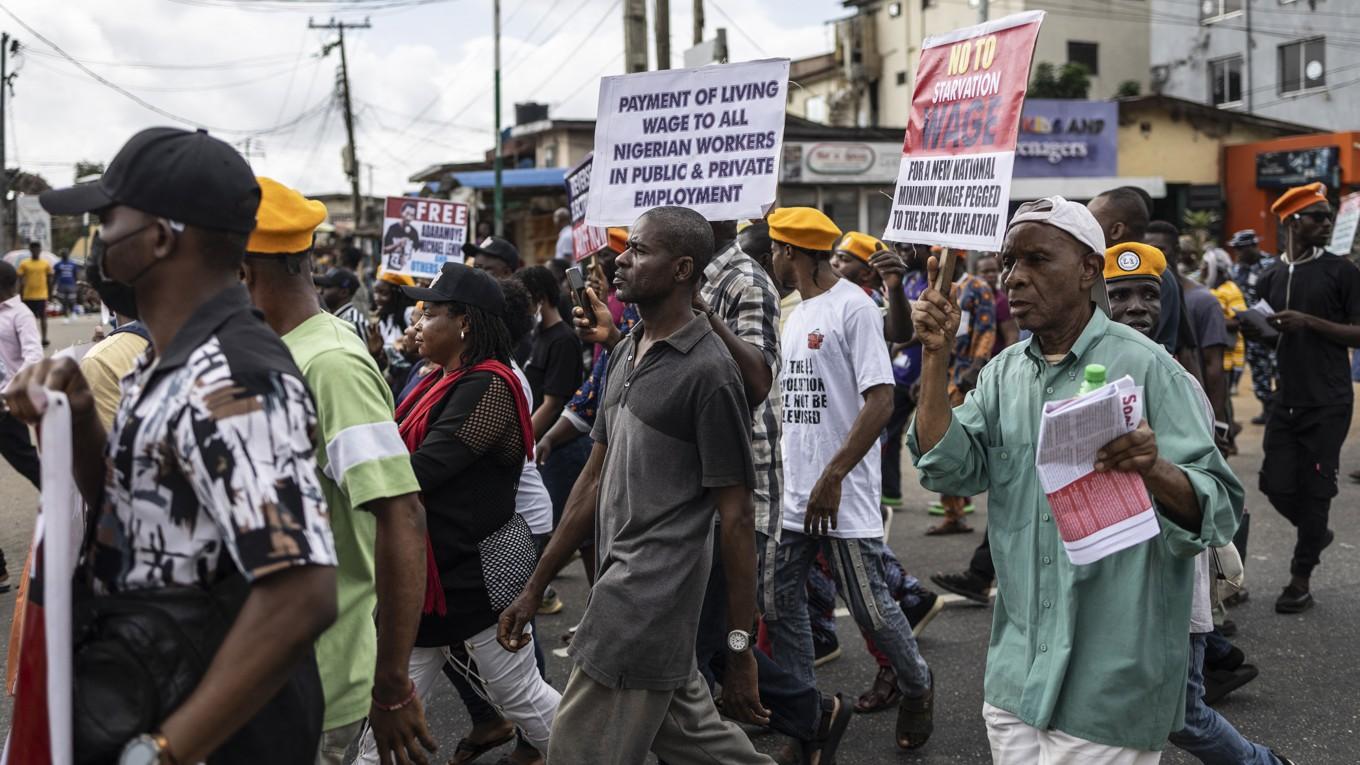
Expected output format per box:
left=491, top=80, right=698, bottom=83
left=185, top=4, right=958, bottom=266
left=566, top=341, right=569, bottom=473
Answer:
left=333, top=300, right=370, bottom=340
left=699, top=241, right=783, bottom=549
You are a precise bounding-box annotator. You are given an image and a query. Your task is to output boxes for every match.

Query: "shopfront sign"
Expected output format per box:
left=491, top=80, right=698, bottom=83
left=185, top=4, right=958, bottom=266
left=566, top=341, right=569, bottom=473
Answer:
left=781, top=142, right=901, bottom=184
left=1014, top=99, right=1117, bottom=178
left=1256, top=146, right=1340, bottom=189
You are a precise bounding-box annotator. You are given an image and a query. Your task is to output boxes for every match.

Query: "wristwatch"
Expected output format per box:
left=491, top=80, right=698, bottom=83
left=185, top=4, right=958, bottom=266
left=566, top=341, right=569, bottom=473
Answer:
left=726, top=629, right=753, bottom=653
left=120, top=733, right=177, bottom=765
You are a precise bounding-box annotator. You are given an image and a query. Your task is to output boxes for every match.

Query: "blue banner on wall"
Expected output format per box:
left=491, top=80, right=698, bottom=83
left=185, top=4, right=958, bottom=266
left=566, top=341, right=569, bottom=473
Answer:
left=1014, top=99, right=1118, bottom=178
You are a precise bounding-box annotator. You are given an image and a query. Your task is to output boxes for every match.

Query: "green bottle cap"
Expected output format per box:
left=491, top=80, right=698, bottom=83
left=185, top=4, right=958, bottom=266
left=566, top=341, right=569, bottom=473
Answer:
left=1083, top=364, right=1107, bottom=384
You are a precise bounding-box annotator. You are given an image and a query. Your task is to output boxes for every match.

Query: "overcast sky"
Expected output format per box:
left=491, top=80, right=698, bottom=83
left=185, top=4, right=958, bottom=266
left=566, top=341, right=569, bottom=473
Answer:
left=3, top=0, right=840, bottom=197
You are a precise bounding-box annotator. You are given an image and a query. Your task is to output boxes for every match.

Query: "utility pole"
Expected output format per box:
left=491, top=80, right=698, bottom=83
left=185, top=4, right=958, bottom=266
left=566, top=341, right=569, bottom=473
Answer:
left=692, top=0, right=704, bottom=46
left=0, top=34, right=15, bottom=253
left=493, top=0, right=504, bottom=237
left=654, top=0, right=670, bottom=71
left=977, top=0, right=989, bottom=24
left=624, top=0, right=649, bottom=73
left=310, top=17, right=370, bottom=233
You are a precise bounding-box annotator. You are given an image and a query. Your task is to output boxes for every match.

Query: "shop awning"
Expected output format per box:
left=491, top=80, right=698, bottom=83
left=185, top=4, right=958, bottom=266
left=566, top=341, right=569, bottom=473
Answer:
left=451, top=168, right=568, bottom=190
left=1010, top=176, right=1166, bottom=202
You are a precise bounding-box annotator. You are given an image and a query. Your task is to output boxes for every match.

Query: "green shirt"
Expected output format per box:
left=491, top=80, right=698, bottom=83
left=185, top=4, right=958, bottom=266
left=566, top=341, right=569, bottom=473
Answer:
left=908, top=309, right=1242, bottom=751
left=283, top=312, right=420, bottom=731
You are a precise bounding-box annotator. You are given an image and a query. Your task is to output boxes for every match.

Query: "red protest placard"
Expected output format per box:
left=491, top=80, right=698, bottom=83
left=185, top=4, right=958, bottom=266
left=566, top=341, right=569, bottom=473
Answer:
left=566, top=154, right=609, bottom=262
left=883, top=11, right=1044, bottom=252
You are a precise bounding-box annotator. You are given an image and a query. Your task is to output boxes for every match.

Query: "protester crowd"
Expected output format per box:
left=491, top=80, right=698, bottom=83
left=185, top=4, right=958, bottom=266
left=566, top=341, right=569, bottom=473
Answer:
left=1, top=126, right=1355, bottom=765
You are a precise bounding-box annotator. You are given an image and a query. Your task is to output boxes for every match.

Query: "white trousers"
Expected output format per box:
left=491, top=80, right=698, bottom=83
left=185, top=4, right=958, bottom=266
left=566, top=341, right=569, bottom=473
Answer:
left=984, top=703, right=1162, bottom=765
left=356, top=624, right=561, bottom=761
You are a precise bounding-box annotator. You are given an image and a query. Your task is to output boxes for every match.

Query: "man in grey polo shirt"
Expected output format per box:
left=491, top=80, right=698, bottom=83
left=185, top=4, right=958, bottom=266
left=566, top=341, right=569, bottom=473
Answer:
left=499, top=206, right=772, bottom=765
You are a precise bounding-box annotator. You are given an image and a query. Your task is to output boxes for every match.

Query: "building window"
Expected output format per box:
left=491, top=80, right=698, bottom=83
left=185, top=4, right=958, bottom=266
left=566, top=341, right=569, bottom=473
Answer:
left=1210, top=56, right=1243, bottom=107
left=1067, top=41, right=1099, bottom=75
left=896, top=70, right=907, bottom=86
left=1200, top=0, right=1243, bottom=22
left=1279, top=37, right=1326, bottom=95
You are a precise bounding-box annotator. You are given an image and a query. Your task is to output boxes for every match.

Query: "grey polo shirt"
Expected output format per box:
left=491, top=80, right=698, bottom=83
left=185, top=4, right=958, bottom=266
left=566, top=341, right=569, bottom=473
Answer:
left=569, top=312, right=756, bottom=690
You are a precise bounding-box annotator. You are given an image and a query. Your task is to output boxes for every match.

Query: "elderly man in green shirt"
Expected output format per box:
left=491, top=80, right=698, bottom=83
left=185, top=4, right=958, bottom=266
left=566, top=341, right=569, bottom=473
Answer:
left=908, top=197, right=1242, bottom=764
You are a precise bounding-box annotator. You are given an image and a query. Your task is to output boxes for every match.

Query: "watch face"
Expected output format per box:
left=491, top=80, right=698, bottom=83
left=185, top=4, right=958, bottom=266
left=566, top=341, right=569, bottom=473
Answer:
left=120, top=737, right=159, bottom=765
left=727, top=630, right=750, bottom=652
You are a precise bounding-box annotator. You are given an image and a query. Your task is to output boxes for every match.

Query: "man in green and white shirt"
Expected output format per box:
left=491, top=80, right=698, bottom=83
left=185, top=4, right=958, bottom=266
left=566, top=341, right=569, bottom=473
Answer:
left=244, top=177, right=435, bottom=765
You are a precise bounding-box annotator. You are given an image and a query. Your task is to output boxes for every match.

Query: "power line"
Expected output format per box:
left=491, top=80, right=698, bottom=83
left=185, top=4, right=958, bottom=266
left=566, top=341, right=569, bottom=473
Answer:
left=23, top=54, right=323, bottom=93
left=706, top=0, right=767, bottom=59
left=165, top=0, right=457, bottom=12
left=20, top=48, right=300, bottom=71
left=553, top=51, right=624, bottom=107
left=0, top=2, right=335, bottom=135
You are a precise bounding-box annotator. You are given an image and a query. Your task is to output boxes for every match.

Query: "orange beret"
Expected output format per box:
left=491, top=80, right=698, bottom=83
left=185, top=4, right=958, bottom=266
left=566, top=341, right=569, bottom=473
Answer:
left=378, top=270, right=415, bottom=287
left=606, top=227, right=628, bottom=254
left=248, top=177, right=327, bottom=254
left=769, top=207, right=842, bottom=252
left=1104, top=242, right=1167, bottom=282
left=1271, top=182, right=1328, bottom=220
left=835, top=232, right=887, bottom=263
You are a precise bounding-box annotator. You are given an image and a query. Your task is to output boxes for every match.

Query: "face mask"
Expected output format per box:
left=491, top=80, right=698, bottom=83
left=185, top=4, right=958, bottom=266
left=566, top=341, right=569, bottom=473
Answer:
left=87, top=221, right=165, bottom=320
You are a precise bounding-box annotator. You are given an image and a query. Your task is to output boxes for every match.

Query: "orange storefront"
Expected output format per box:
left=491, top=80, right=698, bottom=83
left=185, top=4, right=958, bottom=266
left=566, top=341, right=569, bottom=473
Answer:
left=1224, top=132, right=1360, bottom=252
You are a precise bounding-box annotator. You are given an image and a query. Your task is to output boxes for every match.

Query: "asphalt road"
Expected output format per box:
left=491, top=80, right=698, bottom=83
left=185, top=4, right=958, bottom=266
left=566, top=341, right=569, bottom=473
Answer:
left=1, top=315, right=1358, bottom=763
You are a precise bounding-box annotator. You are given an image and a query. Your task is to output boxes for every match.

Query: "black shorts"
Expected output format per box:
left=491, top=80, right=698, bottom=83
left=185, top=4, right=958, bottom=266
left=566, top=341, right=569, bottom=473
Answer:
left=1259, top=402, right=1352, bottom=499
left=22, top=299, right=46, bottom=317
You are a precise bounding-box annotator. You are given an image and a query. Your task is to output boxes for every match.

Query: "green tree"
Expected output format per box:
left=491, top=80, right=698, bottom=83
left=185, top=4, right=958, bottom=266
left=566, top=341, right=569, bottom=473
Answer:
left=1116, top=80, right=1142, bottom=98
left=74, top=160, right=104, bottom=182
left=1029, top=62, right=1091, bottom=99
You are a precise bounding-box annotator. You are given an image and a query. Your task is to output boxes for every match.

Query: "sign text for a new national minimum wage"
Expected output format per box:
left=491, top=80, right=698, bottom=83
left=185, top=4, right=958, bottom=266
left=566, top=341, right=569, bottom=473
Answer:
left=883, top=11, right=1044, bottom=252
left=381, top=196, right=471, bottom=279
left=586, top=58, right=789, bottom=226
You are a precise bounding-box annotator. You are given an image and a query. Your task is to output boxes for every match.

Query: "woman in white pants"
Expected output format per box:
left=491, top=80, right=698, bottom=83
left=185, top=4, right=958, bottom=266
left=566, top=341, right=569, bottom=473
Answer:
left=358, top=266, right=561, bottom=761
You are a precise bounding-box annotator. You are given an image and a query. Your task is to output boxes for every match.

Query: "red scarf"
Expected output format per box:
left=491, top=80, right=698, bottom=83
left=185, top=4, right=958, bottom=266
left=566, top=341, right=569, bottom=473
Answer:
left=396, top=359, right=534, bottom=615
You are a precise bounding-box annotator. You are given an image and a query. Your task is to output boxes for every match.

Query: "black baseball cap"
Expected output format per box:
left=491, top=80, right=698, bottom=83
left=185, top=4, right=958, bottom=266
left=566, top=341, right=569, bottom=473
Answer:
left=402, top=261, right=505, bottom=316
left=462, top=236, right=521, bottom=271
left=39, top=127, right=260, bottom=234
left=314, top=267, right=360, bottom=292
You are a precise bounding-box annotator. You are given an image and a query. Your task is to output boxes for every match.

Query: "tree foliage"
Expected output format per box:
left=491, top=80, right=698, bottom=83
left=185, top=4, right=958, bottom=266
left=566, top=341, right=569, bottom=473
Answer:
left=1029, top=62, right=1091, bottom=99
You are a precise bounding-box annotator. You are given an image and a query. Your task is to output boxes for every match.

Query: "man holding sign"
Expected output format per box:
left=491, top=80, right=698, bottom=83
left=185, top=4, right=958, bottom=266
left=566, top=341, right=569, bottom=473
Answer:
left=909, top=196, right=1242, bottom=762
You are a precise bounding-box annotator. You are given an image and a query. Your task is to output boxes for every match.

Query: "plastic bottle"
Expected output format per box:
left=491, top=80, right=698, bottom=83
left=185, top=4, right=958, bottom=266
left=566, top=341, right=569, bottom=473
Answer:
left=1077, top=363, right=1107, bottom=396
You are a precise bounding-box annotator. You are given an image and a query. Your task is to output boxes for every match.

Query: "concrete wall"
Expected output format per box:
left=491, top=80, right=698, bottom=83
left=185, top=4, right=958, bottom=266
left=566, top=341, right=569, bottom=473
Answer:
left=1149, top=0, right=1359, bottom=131
left=1116, top=102, right=1290, bottom=184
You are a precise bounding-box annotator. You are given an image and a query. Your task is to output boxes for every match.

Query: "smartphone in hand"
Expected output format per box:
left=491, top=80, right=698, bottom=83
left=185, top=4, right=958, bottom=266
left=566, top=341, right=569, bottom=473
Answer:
left=566, top=266, right=597, bottom=328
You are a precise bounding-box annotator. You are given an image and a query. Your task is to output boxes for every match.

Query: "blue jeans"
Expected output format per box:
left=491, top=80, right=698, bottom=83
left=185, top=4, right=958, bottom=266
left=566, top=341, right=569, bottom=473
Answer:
left=1169, top=634, right=1278, bottom=764
left=768, top=530, right=930, bottom=696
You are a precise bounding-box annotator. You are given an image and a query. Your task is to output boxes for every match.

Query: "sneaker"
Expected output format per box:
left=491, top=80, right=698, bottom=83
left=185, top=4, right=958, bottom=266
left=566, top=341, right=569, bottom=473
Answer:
left=1250, top=413, right=1268, bottom=425
left=1275, top=585, right=1314, bottom=614
left=882, top=495, right=904, bottom=508
left=1271, top=750, right=1296, bottom=765
left=906, top=592, right=944, bottom=638
left=1203, top=663, right=1258, bottom=706
left=538, top=588, right=563, bottom=615
left=927, top=502, right=975, bottom=516
left=1217, top=619, right=1237, bottom=638
left=1223, top=589, right=1249, bottom=608
left=814, top=633, right=842, bottom=667
left=930, top=570, right=991, bottom=604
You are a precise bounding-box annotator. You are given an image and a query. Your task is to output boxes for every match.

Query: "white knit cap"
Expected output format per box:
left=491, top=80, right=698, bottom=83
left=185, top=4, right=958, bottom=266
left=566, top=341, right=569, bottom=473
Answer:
left=1008, top=196, right=1111, bottom=315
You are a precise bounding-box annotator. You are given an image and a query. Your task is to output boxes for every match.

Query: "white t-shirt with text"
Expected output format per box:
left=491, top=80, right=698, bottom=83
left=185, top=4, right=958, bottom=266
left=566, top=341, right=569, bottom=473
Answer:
left=779, top=278, right=894, bottom=539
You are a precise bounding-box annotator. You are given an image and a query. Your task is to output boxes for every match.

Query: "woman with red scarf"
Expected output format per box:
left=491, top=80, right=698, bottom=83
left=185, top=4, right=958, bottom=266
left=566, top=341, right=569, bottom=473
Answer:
left=356, top=263, right=559, bottom=762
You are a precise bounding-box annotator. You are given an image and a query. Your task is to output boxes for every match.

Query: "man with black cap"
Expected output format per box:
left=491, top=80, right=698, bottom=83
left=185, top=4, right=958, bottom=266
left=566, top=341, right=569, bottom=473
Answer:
left=5, top=127, right=339, bottom=765
left=1250, top=183, right=1360, bottom=614
left=464, top=235, right=521, bottom=278
left=315, top=266, right=369, bottom=339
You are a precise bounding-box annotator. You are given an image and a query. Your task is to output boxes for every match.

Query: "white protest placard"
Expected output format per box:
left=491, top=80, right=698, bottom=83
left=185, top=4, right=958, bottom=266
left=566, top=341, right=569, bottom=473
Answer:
left=585, top=58, right=789, bottom=226
left=15, top=196, right=51, bottom=251
left=1329, top=191, right=1360, bottom=255
left=883, top=12, right=1044, bottom=250
left=380, top=196, right=470, bottom=279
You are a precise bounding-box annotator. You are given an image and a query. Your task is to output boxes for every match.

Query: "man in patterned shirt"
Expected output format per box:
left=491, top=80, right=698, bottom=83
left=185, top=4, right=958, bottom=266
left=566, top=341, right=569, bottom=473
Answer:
left=1227, top=229, right=1279, bottom=424
left=927, top=255, right=996, bottom=536
left=11, top=127, right=339, bottom=765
